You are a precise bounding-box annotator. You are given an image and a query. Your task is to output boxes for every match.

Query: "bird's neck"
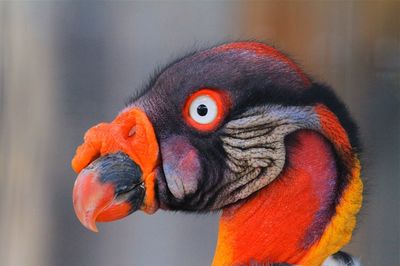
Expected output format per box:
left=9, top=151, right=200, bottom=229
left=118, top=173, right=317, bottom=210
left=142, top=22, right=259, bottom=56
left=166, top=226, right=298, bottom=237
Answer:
left=212, top=130, right=354, bottom=266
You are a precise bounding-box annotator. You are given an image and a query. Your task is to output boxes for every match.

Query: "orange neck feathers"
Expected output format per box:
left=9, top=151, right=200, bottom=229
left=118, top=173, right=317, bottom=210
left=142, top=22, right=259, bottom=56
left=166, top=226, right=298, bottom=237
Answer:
left=212, top=129, right=360, bottom=266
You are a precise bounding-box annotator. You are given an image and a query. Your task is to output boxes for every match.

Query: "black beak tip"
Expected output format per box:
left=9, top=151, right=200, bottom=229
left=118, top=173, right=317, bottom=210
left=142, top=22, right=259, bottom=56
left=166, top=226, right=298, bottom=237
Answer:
left=94, top=152, right=142, bottom=185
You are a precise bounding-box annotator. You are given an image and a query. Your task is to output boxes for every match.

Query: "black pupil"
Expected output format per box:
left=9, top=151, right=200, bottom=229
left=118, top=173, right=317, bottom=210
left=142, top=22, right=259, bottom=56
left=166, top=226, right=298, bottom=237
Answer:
left=197, top=104, right=208, bottom=116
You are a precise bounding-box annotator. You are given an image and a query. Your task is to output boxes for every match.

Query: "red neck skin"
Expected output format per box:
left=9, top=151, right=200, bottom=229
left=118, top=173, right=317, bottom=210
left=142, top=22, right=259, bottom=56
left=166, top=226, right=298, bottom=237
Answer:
left=213, top=130, right=338, bottom=265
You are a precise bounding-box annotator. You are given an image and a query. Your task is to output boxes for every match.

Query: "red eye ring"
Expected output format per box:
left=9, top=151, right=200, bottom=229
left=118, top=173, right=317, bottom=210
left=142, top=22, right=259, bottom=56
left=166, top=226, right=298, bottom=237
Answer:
left=183, top=88, right=231, bottom=132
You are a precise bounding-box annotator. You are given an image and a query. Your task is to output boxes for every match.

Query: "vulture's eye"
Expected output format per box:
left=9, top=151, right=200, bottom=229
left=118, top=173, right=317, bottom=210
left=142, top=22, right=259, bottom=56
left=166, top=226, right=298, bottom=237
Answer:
left=183, top=88, right=230, bottom=132
left=189, top=95, right=217, bottom=124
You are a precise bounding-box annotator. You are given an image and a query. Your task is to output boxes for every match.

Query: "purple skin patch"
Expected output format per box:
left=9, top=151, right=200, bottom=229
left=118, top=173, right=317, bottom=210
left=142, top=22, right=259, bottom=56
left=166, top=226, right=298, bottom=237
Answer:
left=161, top=135, right=201, bottom=200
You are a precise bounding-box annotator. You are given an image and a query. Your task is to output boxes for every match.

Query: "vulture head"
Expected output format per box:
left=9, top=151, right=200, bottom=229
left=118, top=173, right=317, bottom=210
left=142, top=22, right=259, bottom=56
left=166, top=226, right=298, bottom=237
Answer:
left=72, top=42, right=363, bottom=266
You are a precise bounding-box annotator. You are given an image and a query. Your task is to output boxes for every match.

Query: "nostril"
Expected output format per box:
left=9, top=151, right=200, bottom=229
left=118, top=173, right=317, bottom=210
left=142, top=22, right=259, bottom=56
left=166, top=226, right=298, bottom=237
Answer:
left=128, top=125, right=136, bottom=137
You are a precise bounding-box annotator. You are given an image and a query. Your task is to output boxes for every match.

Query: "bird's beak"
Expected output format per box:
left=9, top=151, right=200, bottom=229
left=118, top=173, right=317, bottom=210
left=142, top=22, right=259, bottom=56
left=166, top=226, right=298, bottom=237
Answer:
left=71, top=108, right=160, bottom=232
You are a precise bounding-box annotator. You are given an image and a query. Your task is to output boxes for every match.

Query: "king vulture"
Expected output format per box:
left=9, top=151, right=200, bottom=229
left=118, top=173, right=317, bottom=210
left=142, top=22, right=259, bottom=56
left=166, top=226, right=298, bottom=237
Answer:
left=72, top=42, right=363, bottom=266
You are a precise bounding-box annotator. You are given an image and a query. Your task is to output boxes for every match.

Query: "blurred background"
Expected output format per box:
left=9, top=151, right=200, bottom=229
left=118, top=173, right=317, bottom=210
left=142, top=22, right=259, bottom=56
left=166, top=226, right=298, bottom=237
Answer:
left=0, top=1, right=399, bottom=266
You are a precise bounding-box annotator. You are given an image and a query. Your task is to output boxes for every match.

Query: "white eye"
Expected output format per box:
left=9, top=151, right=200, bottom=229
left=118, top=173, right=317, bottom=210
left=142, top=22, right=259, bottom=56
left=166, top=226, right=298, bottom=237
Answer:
left=189, top=95, right=218, bottom=124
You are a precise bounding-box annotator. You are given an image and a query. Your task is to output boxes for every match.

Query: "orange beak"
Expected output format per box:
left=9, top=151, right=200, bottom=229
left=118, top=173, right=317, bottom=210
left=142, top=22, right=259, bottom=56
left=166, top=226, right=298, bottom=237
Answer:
left=72, top=108, right=160, bottom=232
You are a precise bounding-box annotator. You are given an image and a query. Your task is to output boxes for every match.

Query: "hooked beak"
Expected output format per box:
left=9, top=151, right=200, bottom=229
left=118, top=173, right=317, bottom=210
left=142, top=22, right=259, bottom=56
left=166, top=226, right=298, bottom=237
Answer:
left=73, top=152, right=145, bottom=232
left=71, top=108, right=160, bottom=232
